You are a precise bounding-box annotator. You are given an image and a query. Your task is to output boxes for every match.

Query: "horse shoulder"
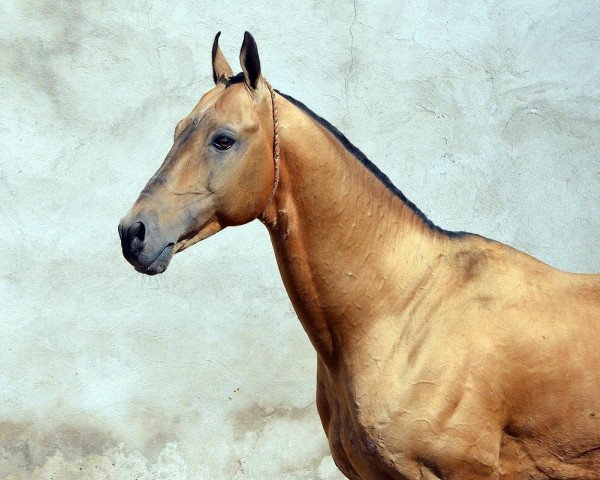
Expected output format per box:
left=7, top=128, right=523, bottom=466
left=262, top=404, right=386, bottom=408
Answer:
left=335, top=315, right=505, bottom=478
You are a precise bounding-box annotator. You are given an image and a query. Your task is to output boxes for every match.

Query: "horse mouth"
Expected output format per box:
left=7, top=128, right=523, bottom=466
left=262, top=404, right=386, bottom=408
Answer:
left=122, top=217, right=222, bottom=276
left=173, top=218, right=223, bottom=254
left=138, top=242, right=175, bottom=275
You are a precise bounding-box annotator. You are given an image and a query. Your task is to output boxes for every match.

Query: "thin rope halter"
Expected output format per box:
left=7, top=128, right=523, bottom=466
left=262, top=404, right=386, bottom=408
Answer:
left=259, top=79, right=280, bottom=223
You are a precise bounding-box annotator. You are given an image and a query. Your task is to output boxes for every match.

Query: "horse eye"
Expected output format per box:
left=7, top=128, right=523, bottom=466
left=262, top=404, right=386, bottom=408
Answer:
left=212, top=135, right=235, bottom=151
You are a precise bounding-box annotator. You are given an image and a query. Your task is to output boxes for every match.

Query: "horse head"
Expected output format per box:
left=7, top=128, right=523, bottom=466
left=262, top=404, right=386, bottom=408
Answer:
left=119, top=32, right=277, bottom=274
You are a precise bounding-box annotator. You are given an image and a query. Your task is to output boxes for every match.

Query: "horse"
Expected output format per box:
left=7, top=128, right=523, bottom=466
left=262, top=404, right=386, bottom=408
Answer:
left=119, top=32, right=600, bottom=479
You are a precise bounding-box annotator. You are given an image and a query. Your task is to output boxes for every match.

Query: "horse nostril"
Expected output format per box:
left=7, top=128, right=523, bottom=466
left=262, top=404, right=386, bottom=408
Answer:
left=131, top=221, right=146, bottom=243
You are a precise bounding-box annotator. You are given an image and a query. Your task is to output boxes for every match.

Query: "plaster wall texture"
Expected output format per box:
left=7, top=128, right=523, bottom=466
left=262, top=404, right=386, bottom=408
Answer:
left=0, top=1, right=599, bottom=479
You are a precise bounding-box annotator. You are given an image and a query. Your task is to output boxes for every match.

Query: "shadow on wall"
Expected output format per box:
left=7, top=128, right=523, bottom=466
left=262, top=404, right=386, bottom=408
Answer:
left=0, top=405, right=342, bottom=480
left=0, top=422, right=186, bottom=480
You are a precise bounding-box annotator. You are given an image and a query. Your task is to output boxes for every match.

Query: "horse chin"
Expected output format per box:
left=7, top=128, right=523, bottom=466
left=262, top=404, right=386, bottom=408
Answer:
left=135, top=242, right=175, bottom=276
left=174, top=219, right=223, bottom=254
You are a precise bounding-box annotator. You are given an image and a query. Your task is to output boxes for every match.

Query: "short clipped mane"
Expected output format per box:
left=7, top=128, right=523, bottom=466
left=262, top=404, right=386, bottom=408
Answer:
left=222, top=72, right=245, bottom=87
left=275, top=90, right=469, bottom=238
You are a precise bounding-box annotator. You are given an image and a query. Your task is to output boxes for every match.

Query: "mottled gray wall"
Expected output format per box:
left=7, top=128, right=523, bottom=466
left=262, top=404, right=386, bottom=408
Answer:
left=1, top=1, right=599, bottom=479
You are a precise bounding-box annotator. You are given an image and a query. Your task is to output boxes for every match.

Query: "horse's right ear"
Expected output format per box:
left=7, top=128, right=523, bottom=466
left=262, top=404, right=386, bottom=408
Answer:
left=212, top=32, right=233, bottom=84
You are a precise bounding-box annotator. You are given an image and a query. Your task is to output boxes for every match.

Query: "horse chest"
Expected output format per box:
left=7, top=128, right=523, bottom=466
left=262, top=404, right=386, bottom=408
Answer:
left=323, top=400, right=406, bottom=479
left=316, top=365, right=424, bottom=479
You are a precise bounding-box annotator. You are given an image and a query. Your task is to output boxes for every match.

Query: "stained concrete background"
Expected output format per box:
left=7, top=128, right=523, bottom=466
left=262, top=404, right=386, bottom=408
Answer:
left=0, top=0, right=599, bottom=479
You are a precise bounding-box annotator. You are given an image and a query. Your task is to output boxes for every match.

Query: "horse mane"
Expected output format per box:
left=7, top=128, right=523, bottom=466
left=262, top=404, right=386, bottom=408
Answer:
left=274, top=89, right=469, bottom=239
left=222, top=72, right=246, bottom=87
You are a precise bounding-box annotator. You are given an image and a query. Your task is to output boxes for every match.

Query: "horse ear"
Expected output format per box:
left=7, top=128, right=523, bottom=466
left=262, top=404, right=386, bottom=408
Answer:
left=212, top=32, right=233, bottom=84
left=239, top=31, right=261, bottom=89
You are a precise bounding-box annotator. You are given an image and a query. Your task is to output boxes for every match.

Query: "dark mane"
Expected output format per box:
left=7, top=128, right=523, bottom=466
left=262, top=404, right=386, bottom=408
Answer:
left=275, top=90, right=469, bottom=238
left=222, top=72, right=246, bottom=87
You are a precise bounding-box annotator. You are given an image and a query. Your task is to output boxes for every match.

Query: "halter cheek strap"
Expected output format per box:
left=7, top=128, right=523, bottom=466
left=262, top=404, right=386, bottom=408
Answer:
left=259, top=80, right=280, bottom=222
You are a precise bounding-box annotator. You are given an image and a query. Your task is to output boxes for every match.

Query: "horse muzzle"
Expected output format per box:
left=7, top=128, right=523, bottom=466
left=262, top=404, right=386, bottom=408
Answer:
left=118, top=214, right=176, bottom=275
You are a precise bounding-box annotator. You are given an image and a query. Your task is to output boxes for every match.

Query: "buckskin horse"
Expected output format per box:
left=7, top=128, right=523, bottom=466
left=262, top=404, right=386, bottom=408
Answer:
left=119, top=32, right=600, bottom=479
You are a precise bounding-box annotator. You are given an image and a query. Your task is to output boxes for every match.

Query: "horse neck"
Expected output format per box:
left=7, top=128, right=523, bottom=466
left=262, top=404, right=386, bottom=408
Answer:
left=261, top=93, right=452, bottom=365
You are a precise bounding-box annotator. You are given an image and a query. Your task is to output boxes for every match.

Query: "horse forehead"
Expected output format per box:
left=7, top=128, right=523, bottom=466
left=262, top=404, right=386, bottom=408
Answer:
left=187, top=84, right=255, bottom=127
left=189, top=87, right=222, bottom=119
left=214, top=85, right=256, bottom=119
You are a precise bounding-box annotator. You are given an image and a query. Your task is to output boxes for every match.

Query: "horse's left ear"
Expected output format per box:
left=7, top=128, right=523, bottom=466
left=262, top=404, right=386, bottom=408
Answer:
left=239, top=31, right=261, bottom=89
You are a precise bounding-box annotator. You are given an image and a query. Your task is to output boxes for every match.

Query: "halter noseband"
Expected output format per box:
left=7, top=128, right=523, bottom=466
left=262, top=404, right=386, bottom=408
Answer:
left=259, top=80, right=280, bottom=223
